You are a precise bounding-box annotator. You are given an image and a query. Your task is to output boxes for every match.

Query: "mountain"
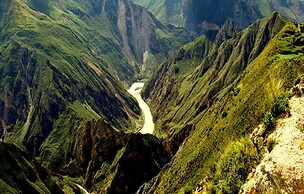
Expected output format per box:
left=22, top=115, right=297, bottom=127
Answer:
left=0, top=0, right=191, bottom=188
left=140, top=12, right=304, bottom=193
left=133, top=0, right=304, bottom=33
left=0, top=0, right=138, bottom=169
left=2, top=0, right=304, bottom=193
left=0, top=142, right=65, bottom=193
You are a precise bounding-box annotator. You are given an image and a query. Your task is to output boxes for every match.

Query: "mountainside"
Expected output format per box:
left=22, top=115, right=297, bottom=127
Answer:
left=0, top=142, right=64, bottom=194
left=133, top=0, right=304, bottom=33
left=0, top=0, right=190, bottom=189
left=2, top=0, right=304, bottom=193
left=241, top=92, right=304, bottom=193
left=140, top=12, right=304, bottom=193
left=0, top=0, right=138, bottom=168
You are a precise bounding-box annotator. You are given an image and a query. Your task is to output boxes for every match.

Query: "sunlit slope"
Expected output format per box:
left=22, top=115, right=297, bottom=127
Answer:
left=141, top=13, right=304, bottom=193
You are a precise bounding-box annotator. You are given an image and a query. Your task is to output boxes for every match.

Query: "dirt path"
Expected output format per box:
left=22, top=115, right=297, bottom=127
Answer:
left=128, top=82, right=155, bottom=134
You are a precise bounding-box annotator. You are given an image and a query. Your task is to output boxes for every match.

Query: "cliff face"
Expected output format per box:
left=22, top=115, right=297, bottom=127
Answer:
left=93, top=0, right=193, bottom=74
left=60, top=119, right=171, bottom=194
left=140, top=13, right=304, bottom=193
left=91, top=132, right=171, bottom=194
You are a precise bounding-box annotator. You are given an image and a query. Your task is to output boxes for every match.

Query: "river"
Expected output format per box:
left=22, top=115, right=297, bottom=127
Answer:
left=128, top=82, right=155, bottom=134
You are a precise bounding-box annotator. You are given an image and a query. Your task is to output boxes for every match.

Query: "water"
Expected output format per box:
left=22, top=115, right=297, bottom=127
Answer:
left=128, top=82, right=155, bottom=134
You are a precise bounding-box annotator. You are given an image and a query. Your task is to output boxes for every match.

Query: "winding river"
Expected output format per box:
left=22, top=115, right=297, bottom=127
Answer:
left=128, top=82, right=155, bottom=134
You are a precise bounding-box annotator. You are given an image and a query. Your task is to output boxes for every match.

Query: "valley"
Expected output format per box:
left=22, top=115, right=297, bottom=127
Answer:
left=1, top=0, right=304, bottom=193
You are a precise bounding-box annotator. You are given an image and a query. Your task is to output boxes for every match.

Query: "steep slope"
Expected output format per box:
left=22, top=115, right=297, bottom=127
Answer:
left=140, top=13, right=304, bottom=193
left=87, top=129, right=171, bottom=194
left=0, top=142, right=64, bottom=193
left=0, top=0, right=140, bottom=167
left=41, top=0, right=193, bottom=77
left=133, top=0, right=304, bottom=34
left=241, top=92, right=304, bottom=193
left=0, top=0, right=180, bottom=192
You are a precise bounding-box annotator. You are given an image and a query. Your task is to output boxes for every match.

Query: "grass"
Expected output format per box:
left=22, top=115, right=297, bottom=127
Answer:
left=0, top=0, right=151, bottom=172
left=0, top=142, right=62, bottom=193
left=148, top=16, right=304, bottom=193
left=68, top=101, right=101, bottom=120
left=206, top=137, right=259, bottom=193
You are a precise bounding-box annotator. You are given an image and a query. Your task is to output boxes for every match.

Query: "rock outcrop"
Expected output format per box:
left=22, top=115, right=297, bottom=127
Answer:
left=241, top=95, right=304, bottom=193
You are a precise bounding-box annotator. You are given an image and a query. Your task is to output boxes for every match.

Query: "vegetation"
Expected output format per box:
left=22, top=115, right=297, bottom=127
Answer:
left=271, top=93, right=289, bottom=116
left=142, top=13, right=304, bottom=193
left=133, top=0, right=304, bottom=33
left=262, top=111, right=276, bottom=129
left=0, top=0, right=193, bottom=182
left=263, top=93, right=289, bottom=130
left=207, top=137, right=259, bottom=193
left=0, top=142, right=64, bottom=193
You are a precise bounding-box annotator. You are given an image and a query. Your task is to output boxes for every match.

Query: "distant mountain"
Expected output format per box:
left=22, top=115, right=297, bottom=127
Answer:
left=133, top=0, right=304, bottom=33
left=140, top=12, right=304, bottom=193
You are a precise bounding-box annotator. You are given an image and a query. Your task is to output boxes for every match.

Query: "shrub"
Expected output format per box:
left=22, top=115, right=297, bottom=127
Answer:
left=263, top=112, right=275, bottom=129
left=207, top=138, right=259, bottom=193
left=222, top=111, right=228, bottom=118
left=271, top=93, right=289, bottom=116
left=231, top=87, right=241, bottom=96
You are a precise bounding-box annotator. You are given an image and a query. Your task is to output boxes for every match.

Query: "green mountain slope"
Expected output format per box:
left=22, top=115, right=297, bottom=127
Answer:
left=140, top=13, right=304, bottom=193
left=0, top=142, right=64, bottom=194
left=133, top=0, right=304, bottom=34
left=0, top=0, right=190, bottom=180
left=0, top=0, right=187, bottom=192
left=0, top=0, right=139, bottom=163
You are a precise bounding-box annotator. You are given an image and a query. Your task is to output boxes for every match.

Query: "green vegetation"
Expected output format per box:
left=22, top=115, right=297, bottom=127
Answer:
left=271, top=93, right=289, bottom=115
left=257, top=0, right=272, bottom=16
left=0, top=0, right=192, bottom=160
left=207, top=137, right=259, bottom=193
left=0, top=142, right=64, bottom=193
left=263, top=93, right=289, bottom=129
left=142, top=14, right=304, bottom=193
left=133, top=0, right=304, bottom=33
left=93, top=134, right=171, bottom=194
left=0, top=0, right=150, bottom=183
left=263, top=111, right=276, bottom=129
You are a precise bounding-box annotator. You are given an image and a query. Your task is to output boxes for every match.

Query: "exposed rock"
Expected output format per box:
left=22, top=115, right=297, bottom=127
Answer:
left=240, top=96, right=304, bottom=194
